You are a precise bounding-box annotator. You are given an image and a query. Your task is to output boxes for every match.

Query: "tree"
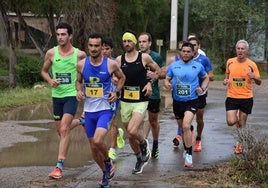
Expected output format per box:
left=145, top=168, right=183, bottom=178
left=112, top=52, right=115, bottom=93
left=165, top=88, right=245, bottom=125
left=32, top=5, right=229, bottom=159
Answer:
left=186, top=0, right=267, bottom=72
left=0, top=0, right=17, bottom=87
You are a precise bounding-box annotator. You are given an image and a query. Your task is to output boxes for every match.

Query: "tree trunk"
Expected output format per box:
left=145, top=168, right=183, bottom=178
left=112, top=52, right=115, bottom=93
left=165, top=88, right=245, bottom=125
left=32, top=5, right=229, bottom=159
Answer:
left=16, top=10, right=45, bottom=58
left=0, top=9, right=7, bottom=47
left=8, top=42, right=17, bottom=88
left=8, top=20, right=17, bottom=88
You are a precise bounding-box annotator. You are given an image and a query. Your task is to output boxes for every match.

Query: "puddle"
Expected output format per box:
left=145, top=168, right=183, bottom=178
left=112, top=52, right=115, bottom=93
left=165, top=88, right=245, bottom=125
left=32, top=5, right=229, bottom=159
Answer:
left=0, top=97, right=171, bottom=169
left=0, top=103, right=94, bottom=168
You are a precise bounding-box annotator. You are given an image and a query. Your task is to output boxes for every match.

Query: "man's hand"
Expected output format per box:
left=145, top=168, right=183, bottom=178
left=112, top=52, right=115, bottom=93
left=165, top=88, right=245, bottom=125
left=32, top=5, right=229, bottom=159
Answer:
left=223, top=78, right=229, bottom=86
left=49, top=78, right=61, bottom=87
left=76, top=90, right=85, bottom=101
left=142, top=82, right=152, bottom=96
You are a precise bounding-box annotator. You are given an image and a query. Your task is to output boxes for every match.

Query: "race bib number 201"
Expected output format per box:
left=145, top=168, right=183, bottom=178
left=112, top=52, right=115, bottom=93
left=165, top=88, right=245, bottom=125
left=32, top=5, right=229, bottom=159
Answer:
left=176, top=85, right=190, bottom=96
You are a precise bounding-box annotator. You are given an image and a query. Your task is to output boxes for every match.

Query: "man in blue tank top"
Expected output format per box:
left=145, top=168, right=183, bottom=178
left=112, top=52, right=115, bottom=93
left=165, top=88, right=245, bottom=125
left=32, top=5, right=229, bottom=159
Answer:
left=164, top=42, right=209, bottom=168
left=41, top=22, right=86, bottom=179
left=76, top=33, right=125, bottom=187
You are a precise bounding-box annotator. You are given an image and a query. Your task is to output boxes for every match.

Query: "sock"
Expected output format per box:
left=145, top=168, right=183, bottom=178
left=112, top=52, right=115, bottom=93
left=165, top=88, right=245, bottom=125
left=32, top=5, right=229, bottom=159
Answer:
left=56, top=159, right=64, bottom=170
left=190, top=125, right=194, bottom=131
left=196, top=136, right=201, bottom=141
left=186, top=146, right=192, bottom=155
left=153, top=140, right=158, bottom=146
left=177, top=126, right=182, bottom=136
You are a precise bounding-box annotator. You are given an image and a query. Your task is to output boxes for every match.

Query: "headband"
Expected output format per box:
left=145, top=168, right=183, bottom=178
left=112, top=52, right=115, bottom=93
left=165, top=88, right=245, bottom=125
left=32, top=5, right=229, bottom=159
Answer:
left=122, top=32, right=137, bottom=45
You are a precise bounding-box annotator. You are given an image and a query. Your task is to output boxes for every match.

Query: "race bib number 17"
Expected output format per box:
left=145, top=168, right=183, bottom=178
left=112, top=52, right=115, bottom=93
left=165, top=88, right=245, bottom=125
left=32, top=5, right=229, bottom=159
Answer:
left=85, top=83, right=103, bottom=98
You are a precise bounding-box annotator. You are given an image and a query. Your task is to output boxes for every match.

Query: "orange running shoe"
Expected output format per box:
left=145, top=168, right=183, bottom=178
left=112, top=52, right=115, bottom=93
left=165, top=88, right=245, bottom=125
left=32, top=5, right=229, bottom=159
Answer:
left=48, top=167, right=62, bottom=179
left=234, top=143, right=243, bottom=154
left=173, top=135, right=182, bottom=147
left=193, top=140, right=202, bottom=152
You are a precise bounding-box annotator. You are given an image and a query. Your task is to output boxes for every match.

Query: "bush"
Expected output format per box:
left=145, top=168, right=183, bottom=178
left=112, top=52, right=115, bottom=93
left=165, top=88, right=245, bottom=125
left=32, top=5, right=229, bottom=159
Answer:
left=230, top=125, right=268, bottom=185
left=16, top=54, right=43, bottom=87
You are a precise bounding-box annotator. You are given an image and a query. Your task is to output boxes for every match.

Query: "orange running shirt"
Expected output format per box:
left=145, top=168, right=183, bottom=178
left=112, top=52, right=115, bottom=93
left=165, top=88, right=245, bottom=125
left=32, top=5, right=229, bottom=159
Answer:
left=225, top=57, right=260, bottom=99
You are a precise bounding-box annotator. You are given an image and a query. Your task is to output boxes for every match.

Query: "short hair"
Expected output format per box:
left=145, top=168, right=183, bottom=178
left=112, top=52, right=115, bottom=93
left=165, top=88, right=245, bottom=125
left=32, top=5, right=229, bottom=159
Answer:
left=188, top=37, right=200, bottom=45
left=139, top=32, right=152, bottom=42
left=236, top=40, right=249, bottom=49
left=103, top=37, right=114, bottom=48
left=187, top=33, right=197, bottom=40
left=56, top=22, right=73, bottom=35
left=181, top=42, right=194, bottom=51
left=88, top=33, right=104, bottom=44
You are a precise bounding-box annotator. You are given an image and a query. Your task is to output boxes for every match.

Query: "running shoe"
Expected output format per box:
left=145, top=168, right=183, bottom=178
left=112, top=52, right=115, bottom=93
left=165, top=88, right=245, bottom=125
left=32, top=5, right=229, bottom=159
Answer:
left=151, top=144, right=159, bottom=159
left=117, top=128, right=125, bottom=149
left=234, top=143, right=243, bottom=154
left=105, top=160, right=115, bottom=180
left=173, top=135, right=182, bottom=147
left=108, top=148, right=117, bottom=160
left=132, top=158, right=148, bottom=174
left=193, top=140, right=202, bottom=152
left=98, top=173, right=109, bottom=188
left=140, top=139, right=151, bottom=162
left=48, top=167, right=62, bottom=179
left=184, top=154, right=193, bottom=168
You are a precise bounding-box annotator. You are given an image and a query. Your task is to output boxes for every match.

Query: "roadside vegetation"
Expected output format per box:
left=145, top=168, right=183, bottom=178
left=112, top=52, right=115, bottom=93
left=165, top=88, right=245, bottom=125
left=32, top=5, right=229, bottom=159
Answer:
left=0, top=84, right=51, bottom=113
left=166, top=126, right=268, bottom=187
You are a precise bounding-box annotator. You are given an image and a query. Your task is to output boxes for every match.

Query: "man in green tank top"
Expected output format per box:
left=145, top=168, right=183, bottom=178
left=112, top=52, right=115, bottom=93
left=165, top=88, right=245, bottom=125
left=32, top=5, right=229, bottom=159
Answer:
left=41, top=22, right=86, bottom=179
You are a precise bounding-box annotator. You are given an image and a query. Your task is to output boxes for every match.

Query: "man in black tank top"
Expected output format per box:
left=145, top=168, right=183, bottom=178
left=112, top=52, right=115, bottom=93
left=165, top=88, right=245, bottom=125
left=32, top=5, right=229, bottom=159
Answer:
left=116, top=31, right=161, bottom=174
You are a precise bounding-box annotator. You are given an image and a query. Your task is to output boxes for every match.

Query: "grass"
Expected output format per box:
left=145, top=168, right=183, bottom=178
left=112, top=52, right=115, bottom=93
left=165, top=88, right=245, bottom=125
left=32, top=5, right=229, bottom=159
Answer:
left=0, top=83, right=51, bottom=113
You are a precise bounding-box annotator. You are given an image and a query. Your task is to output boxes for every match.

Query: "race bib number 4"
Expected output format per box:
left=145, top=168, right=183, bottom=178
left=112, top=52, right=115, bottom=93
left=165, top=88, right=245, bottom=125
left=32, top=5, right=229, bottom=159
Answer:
left=232, top=78, right=246, bottom=88
left=85, top=83, right=103, bottom=98
left=123, top=86, right=140, bottom=100
left=176, top=85, right=190, bottom=96
left=56, top=73, right=71, bottom=84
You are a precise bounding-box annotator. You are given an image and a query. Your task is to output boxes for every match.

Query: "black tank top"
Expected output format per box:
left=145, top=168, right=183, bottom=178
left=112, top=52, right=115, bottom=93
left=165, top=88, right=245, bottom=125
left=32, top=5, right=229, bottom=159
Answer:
left=120, top=52, right=148, bottom=102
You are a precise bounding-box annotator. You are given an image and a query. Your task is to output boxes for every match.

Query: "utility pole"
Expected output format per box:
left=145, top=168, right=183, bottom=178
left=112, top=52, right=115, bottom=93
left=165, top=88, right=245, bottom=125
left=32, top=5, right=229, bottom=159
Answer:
left=182, top=0, right=189, bottom=41
left=170, top=0, right=178, bottom=50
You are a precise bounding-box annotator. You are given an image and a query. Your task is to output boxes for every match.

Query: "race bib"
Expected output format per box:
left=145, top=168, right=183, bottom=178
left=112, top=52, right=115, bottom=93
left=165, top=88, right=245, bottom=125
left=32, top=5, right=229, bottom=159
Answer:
left=232, top=78, right=246, bottom=88
left=56, top=73, right=71, bottom=84
left=123, top=86, right=140, bottom=100
left=85, top=83, right=103, bottom=98
left=176, top=84, right=190, bottom=96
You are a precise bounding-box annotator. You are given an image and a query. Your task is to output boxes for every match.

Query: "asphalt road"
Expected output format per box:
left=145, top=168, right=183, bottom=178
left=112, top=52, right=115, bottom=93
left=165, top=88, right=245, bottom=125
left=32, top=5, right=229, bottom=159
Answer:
left=0, top=81, right=267, bottom=188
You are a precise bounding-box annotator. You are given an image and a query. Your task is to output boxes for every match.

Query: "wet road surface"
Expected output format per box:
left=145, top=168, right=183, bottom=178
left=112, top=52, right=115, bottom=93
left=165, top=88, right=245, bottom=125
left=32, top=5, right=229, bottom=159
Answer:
left=0, top=82, right=267, bottom=187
